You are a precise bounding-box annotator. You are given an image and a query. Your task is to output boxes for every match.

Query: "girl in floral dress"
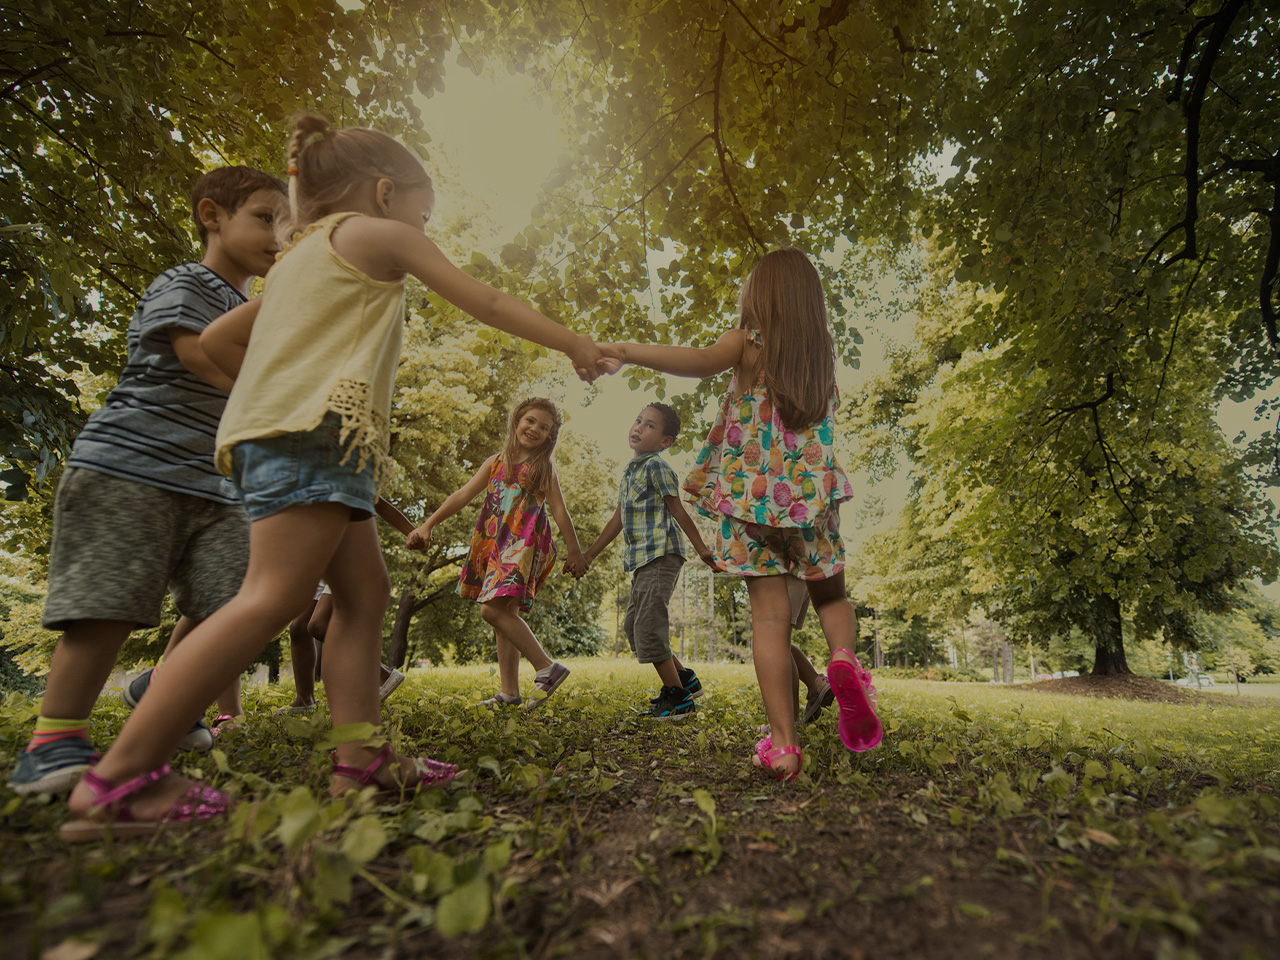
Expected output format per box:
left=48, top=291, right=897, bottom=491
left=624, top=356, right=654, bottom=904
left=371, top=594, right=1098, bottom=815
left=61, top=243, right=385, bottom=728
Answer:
left=409, top=398, right=585, bottom=709
left=599, top=248, right=883, bottom=780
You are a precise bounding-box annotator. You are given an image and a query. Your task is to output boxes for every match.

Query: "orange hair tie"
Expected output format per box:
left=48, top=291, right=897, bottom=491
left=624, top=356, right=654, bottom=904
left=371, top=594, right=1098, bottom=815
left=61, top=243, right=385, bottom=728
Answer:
left=287, top=165, right=299, bottom=176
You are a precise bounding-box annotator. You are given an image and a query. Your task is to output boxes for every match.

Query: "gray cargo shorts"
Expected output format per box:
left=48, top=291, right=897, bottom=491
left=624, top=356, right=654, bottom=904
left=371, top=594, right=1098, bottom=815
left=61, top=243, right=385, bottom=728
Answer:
left=623, top=553, right=685, bottom=664
left=43, top=468, right=250, bottom=630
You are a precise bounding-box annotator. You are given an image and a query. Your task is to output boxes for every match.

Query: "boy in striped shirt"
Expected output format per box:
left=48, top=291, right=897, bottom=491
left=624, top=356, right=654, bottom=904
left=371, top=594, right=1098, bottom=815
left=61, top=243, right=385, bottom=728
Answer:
left=583, top=403, right=716, bottom=719
left=7, top=167, right=286, bottom=795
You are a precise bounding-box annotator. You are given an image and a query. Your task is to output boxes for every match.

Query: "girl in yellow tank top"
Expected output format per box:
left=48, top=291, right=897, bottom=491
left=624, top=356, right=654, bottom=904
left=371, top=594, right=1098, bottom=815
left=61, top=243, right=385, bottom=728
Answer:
left=62, top=114, right=604, bottom=839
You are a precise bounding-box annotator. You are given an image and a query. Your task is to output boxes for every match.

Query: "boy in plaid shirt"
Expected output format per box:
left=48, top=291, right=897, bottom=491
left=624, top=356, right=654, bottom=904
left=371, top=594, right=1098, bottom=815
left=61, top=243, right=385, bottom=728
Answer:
left=584, top=403, right=716, bottom=719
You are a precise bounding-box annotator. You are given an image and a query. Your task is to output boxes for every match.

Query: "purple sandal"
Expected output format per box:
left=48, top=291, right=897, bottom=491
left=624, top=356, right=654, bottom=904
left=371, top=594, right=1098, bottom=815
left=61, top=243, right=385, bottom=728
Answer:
left=60, top=764, right=229, bottom=843
left=828, top=651, right=884, bottom=752
left=332, top=744, right=459, bottom=794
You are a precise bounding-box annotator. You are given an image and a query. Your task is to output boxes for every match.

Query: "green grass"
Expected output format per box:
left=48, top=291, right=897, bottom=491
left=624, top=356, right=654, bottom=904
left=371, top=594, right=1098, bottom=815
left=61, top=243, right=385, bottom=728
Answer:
left=2, top=659, right=1278, bottom=959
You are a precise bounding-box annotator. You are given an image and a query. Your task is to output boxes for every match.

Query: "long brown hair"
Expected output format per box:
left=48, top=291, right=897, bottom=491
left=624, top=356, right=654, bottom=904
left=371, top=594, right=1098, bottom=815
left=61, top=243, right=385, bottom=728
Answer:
left=501, top=398, right=562, bottom=497
left=738, top=247, right=836, bottom=429
left=284, top=113, right=432, bottom=237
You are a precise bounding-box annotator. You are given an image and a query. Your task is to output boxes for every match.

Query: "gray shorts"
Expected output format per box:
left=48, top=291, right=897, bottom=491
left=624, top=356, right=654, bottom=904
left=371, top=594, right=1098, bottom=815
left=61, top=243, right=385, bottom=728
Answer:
left=624, top=553, right=685, bottom=664
left=43, top=468, right=250, bottom=630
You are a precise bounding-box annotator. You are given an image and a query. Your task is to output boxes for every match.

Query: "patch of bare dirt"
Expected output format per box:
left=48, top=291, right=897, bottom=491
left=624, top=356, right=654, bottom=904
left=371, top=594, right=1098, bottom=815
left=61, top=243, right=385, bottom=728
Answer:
left=1027, top=673, right=1278, bottom=707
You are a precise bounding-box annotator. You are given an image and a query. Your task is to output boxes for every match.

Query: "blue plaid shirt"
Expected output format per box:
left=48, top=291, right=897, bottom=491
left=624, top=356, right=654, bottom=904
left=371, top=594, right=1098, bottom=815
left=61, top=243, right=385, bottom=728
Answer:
left=620, top=452, right=685, bottom=572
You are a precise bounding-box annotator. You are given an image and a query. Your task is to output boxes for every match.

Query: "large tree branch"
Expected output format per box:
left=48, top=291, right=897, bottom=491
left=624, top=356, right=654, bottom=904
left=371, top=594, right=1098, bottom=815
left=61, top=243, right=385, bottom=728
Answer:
left=1147, top=0, right=1247, bottom=267
left=712, top=32, right=763, bottom=250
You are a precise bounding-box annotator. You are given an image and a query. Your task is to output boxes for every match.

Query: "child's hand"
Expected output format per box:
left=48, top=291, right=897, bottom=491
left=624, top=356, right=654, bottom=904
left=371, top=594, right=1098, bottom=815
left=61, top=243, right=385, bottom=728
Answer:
left=406, top=524, right=432, bottom=551
left=568, top=334, right=604, bottom=384
left=697, top=547, right=719, bottom=569
left=596, top=342, right=626, bottom=375
left=563, top=552, right=588, bottom=579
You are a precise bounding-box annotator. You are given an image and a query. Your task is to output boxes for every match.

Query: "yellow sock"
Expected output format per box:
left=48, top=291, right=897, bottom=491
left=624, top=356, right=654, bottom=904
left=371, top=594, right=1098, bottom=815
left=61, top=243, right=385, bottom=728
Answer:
left=29, top=715, right=89, bottom=750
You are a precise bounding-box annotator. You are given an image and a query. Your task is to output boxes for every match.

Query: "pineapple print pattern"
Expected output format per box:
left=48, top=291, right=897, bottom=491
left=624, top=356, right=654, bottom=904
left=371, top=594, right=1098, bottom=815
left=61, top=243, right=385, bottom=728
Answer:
left=684, top=371, right=854, bottom=530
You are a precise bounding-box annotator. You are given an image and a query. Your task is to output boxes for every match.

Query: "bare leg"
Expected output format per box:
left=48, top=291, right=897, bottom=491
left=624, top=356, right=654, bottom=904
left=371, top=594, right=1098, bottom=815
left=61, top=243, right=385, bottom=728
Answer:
left=789, top=644, right=821, bottom=691
left=68, top=503, right=377, bottom=820
left=495, top=628, right=521, bottom=698
left=163, top=615, right=242, bottom=717
left=652, top=656, right=681, bottom=688
left=480, top=597, right=552, bottom=672
left=320, top=518, right=401, bottom=794
left=311, top=594, right=389, bottom=685
left=38, top=620, right=133, bottom=720
left=746, top=576, right=799, bottom=777
left=807, top=573, right=859, bottom=668
left=288, top=597, right=320, bottom=706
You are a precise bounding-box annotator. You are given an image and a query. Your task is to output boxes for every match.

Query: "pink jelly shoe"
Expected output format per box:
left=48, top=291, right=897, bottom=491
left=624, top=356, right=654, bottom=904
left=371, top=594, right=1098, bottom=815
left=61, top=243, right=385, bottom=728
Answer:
left=828, top=651, right=884, bottom=752
left=752, top=740, right=802, bottom=781
left=60, top=764, right=228, bottom=843
left=332, top=744, right=459, bottom=795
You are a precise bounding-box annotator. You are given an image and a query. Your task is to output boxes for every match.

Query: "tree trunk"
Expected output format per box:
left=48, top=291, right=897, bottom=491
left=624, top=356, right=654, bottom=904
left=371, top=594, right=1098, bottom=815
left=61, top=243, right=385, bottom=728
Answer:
left=1091, top=593, right=1132, bottom=676
left=388, top=589, right=417, bottom=669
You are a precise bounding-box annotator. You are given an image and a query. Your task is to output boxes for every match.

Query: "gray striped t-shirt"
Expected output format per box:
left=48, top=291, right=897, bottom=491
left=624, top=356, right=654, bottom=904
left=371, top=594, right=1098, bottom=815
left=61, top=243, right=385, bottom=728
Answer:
left=66, top=264, right=245, bottom=504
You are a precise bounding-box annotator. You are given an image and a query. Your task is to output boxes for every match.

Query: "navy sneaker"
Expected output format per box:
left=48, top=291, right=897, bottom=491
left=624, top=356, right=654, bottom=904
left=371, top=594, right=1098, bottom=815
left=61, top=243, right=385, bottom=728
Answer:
left=7, top=737, right=98, bottom=795
left=678, top=667, right=703, bottom=699
left=122, top=668, right=214, bottom=753
left=649, top=686, right=695, bottom=721
left=650, top=668, right=704, bottom=704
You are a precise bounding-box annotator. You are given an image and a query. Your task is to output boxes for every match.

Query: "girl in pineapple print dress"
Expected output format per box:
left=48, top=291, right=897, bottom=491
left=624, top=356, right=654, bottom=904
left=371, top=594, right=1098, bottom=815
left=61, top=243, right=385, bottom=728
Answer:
left=599, top=248, right=883, bottom=781
left=408, top=398, right=586, bottom=709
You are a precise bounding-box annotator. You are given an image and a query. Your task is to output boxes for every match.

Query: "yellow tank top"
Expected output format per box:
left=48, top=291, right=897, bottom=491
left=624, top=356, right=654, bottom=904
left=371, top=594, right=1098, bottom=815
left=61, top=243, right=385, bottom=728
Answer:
left=215, top=211, right=405, bottom=481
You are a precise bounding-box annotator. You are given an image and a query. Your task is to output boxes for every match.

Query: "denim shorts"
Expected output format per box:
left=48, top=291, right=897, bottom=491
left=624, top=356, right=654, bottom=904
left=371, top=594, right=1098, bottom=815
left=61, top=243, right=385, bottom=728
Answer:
left=230, top=412, right=378, bottom=522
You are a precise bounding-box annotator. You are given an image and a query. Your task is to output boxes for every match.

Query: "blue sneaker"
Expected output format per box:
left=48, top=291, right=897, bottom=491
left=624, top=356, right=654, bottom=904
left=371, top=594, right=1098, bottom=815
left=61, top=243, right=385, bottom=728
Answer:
left=649, top=686, right=695, bottom=721
left=122, top=668, right=214, bottom=753
left=678, top=668, right=703, bottom=699
left=7, top=737, right=98, bottom=795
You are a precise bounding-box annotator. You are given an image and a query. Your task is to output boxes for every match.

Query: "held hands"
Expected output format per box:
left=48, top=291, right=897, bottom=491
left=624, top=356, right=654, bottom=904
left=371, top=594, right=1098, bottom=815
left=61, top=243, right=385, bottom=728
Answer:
left=406, top=523, right=433, bottom=551
left=696, top=546, right=719, bottom=570
left=568, top=334, right=605, bottom=384
left=563, top=551, right=589, bottom=579
left=595, top=342, right=626, bottom=375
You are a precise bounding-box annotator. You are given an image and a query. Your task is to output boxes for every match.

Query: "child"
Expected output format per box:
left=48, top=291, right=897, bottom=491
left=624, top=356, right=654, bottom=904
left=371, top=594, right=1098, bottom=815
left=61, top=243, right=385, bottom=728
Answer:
left=408, top=399, right=583, bottom=709
left=599, top=247, right=883, bottom=780
left=58, top=115, right=602, bottom=839
left=582, top=403, right=716, bottom=720
left=6, top=166, right=286, bottom=796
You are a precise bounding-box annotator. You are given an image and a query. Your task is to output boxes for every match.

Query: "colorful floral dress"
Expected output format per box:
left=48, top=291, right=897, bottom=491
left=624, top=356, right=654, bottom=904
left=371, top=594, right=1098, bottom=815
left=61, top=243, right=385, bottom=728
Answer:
left=685, top=348, right=855, bottom=578
left=458, top=457, right=557, bottom=612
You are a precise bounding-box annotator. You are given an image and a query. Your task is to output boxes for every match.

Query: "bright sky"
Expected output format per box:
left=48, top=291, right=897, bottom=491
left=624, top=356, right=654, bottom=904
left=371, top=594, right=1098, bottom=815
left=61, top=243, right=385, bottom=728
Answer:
left=415, top=54, right=735, bottom=471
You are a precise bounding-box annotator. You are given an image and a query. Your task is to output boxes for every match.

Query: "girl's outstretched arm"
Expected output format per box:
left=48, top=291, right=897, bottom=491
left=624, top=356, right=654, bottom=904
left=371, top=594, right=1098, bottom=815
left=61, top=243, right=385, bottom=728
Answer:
left=407, top=455, right=495, bottom=551
left=200, top=298, right=262, bottom=381
left=545, top=468, right=587, bottom=578
left=339, top=219, right=602, bottom=382
left=600, top=329, right=745, bottom=379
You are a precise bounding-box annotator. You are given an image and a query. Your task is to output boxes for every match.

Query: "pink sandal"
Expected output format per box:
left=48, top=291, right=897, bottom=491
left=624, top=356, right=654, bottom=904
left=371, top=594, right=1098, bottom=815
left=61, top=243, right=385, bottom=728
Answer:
left=828, top=650, right=883, bottom=752
left=211, top=715, right=241, bottom=736
left=332, top=744, right=459, bottom=795
left=752, top=736, right=801, bottom=781
left=59, top=764, right=229, bottom=843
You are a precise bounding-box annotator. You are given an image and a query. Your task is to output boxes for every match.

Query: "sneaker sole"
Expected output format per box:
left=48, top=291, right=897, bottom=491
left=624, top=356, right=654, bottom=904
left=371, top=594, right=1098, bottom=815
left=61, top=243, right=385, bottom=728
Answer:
left=650, top=711, right=694, bottom=722
left=9, top=763, right=91, bottom=796
left=180, top=728, right=214, bottom=754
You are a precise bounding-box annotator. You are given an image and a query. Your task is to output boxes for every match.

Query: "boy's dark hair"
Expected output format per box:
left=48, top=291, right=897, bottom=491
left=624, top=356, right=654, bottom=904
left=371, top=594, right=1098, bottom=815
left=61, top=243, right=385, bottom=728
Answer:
left=647, top=402, right=681, bottom=440
left=190, top=166, right=287, bottom=245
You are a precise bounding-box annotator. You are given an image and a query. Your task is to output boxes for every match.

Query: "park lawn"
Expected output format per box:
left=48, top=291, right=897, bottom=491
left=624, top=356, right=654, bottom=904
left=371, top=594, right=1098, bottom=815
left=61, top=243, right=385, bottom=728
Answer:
left=1, top=659, right=1278, bottom=960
